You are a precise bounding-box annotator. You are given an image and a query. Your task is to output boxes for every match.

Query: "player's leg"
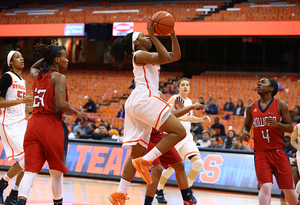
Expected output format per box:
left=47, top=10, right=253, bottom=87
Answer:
left=49, top=170, right=63, bottom=205
left=0, top=161, right=23, bottom=204
left=282, top=189, right=298, bottom=205
left=16, top=172, right=38, bottom=205
left=258, top=183, right=272, bottom=205
left=4, top=165, right=24, bottom=205
left=109, top=143, right=145, bottom=205
left=133, top=114, right=186, bottom=185
left=144, top=164, right=162, bottom=205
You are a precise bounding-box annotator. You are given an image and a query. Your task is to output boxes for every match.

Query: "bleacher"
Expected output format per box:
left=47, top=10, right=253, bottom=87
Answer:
left=21, top=65, right=299, bottom=134
left=0, top=0, right=299, bottom=24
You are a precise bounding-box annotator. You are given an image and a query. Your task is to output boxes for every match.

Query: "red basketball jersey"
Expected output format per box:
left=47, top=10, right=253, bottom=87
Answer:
left=150, top=128, right=166, bottom=143
left=32, top=70, right=68, bottom=115
left=252, top=98, right=285, bottom=151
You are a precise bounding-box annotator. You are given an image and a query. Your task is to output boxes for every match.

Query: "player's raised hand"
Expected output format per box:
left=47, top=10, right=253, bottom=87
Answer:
left=243, top=130, right=251, bottom=142
left=23, top=93, right=33, bottom=104
left=174, top=96, right=184, bottom=110
left=202, top=116, right=211, bottom=123
left=147, top=18, right=155, bottom=37
left=193, top=102, right=205, bottom=110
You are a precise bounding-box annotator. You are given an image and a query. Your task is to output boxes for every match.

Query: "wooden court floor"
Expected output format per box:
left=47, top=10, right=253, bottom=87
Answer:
left=1, top=172, right=288, bottom=205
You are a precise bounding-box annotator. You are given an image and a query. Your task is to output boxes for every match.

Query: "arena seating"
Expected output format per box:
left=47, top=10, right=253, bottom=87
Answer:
left=21, top=66, right=299, bottom=133
left=0, top=0, right=299, bottom=24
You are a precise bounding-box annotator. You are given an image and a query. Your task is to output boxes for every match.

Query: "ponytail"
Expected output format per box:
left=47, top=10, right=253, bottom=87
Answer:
left=109, top=32, right=134, bottom=68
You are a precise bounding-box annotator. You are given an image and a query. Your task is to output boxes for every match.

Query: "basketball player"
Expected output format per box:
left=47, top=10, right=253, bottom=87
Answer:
left=0, top=50, right=33, bottom=205
left=108, top=19, right=186, bottom=205
left=243, top=78, right=298, bottom=205
left=290, top=124, right=300, bottom=196
left=15, top=42, right=84, bottom=205
left=145, top=94, right=208, bottom=205
left=157, top=78, right=209, bottom=204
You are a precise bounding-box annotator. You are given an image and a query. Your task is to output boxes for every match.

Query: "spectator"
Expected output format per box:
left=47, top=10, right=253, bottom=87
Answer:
left=199, top=97, right=205, bottom=106
left=128, top=79, right=135, bottom=90
left=223, top=97, right=235, bottom=112
left=211, top=117, right=226, bottom=139
left=224, top=130, right=235, bottom=149
left=274, top=76, right=285, bottom=91
left=165, top=86, right=173, bottom=95
left=94, top=124, right=118, bottom=140
left=118, top=127, right=124, bottom=142
left=74, top=108, right=95, bottom=126
left=83, top=96, right=97, bottom=113
left=101, top=119, right=113, bottom=131
left=88, top=124, right=97, bottom=135
left=190, top=122, right=203, bottom=138
left=231, top=136, right=251, bottom=151
left=233, top=99, right=245, bottom=116
left=206, top=94, right=218, bottom=107
left=197, top=130, right=211, bottom=148
left=205, top=99, right=218, bottom=115
left=73, top=119, right=89, bottom=135
left=247, top=99, right=253, bottom=107
left=172, top=81, right=178, bottom=94
left=116, top=104, right=125, bottom=118
left=208, top=135, right=224, bottom=149
left=285, top=136, right=297, bottom=158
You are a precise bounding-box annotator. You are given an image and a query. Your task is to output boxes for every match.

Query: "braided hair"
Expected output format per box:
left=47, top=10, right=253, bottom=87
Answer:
left=34, top=43, right=65, bottom=78
left=109, top=32, right=134, bottom=68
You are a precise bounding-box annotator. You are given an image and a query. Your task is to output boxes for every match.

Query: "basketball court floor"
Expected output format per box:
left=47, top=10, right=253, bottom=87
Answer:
left=0, top=171, right=288, bottom=205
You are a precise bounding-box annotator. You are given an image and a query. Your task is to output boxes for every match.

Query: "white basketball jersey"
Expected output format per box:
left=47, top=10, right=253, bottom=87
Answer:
left=0, top=71, right=26, bottom=125
left=132, top=51, right=160, bottom=97
left=178, top=94, right=193, bottom=133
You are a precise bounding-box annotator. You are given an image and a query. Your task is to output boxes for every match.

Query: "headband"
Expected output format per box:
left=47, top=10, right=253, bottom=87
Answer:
left=7, top=50, right=17, bottom=67
left=132, top=32, right=140, bottom=53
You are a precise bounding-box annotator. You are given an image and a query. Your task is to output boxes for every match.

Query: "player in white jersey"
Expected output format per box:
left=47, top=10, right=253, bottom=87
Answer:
left=107, top=19, right=193, bottom=205
left=0, top=51, right=33, bottom=205
left=291, top=123, right=300, bottom=195
left=156, top=78, right=210, bottom=204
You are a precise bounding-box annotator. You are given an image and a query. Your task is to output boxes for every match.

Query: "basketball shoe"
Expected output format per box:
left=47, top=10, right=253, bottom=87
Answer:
left=132, top=157, right=152, bottom=184
left=183, top=199, right=196, bottom=205
left=0, top=179, right=8, bottom=204
left=155, top=189, right=167, bottom=204
left=4, top=189, right=18, bottom=205
left=108, top=192, right=129, bottom=205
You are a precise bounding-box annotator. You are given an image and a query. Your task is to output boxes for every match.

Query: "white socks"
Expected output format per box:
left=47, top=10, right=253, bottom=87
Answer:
left=142, top=147, right=162, bottom=162
left=3, top=173, right=11, bottom=182
left=117, top=178, right=131, bottom=194
left=13, top=185, right=19, bottom=191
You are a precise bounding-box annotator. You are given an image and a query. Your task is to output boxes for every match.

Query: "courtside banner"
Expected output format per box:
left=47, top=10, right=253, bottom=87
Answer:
left=0, top=140, right=281, bottom=195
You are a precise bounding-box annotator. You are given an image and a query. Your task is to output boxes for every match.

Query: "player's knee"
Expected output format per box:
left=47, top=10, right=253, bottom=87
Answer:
left=18, top=158, right=25, bottom=170
left=191, top=159, right=203, bottom=172
left=177, top=126, right=186, bottom=141
left=151, top=165, right=163, bottom=177
left=172, top=161, right=185, bottom=173
left=162, top=167, right=175, bottom=179
left=296, top=181, right=300, bottom=194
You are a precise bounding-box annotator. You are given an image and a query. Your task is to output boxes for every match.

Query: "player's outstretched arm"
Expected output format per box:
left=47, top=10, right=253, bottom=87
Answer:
left=291, top=125, right=300, bottom=151
left=242, top=105, right=253, bottom=142
left=266, top=100, right=293, bottom=133
left=0, top=94, right=33, bottom=109
left=178, top=115, right=210, bottom=123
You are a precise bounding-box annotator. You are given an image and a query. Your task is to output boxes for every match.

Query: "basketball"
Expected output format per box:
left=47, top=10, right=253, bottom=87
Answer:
left=152, top=11, right=175, bottom=35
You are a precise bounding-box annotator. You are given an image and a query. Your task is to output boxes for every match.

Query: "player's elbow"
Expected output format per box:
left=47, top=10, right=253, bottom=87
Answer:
left=287, top=125, right=293, bottom=133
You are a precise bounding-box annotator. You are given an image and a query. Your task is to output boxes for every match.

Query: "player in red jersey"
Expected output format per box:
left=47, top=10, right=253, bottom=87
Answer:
left=16, top=41, right=84, bottom=205
left=243, top=78, right=298, bottom=205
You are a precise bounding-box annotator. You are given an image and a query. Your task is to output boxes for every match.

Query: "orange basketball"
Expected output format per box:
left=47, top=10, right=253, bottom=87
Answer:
left=152, top=11, right=175, bottom=35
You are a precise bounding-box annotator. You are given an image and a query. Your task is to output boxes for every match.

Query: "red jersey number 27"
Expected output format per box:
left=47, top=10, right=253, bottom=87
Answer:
left=261, top=129, right=270, bottom=143
left=33, top=88, right=46, bottom=108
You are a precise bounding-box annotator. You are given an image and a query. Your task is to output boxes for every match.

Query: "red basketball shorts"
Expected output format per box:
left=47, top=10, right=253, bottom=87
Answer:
left=147, top=133, right=182, bottom=169
left=24, top=114, right=68, bottom=173
left=255, top=148, right=294, bottom=189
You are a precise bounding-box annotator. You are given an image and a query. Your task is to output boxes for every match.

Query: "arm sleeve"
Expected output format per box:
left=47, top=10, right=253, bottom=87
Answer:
left=0, top=74, right=12, bottom=98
